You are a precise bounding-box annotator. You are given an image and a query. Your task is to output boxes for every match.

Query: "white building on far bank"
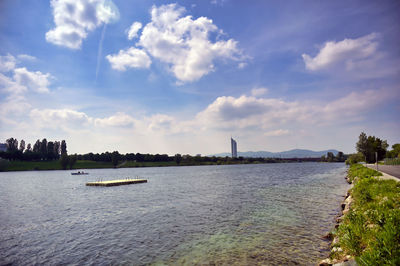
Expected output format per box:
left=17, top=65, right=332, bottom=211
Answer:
left=231, top=138, right=237, bottom=158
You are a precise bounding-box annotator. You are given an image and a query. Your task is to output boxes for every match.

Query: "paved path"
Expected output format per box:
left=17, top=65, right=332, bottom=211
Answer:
left=366, top=164, right=400, bottom=181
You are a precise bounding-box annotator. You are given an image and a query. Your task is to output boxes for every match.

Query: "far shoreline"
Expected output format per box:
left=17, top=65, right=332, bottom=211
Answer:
left=0, top=159, right=344, bottom=172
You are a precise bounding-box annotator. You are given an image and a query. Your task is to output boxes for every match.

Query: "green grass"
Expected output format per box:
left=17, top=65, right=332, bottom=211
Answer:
left=347, top=163, right=382, bottom=183
left=3, top=159, right=225, bottom=171
left=5, top=160, right=63, bottom=171
left=384, top=158, right=400, bottom=165
left=4, top=160, right=113, bottom=171
left=73, top=160, right=113, bottom=169
left=333, top=164, right=400, bottom=265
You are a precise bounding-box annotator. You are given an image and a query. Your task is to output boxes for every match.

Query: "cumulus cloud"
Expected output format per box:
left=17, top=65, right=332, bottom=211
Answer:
left=0, top=73, right=27, bottom=95
left=146, top=114, right=174, bottom=131
left=197, top=95, right=305, bottom=130
left=126, top=22, right=142, bottom=40
left=46, top=0, right=119, bottom=49
left=107, top=3, right=245, bottom=82
left=30, top=108, right=92, bottom=127
left=29, top=108, right=138, bottom=131
left=13, top=67, right=52, bottom=93
left=251, top=87, right=268, bottom=96
left=0, top=54, right=52, bottom=95
left=106, top=47, right=151, bottom=70
left=95, top=112, right=136, bottom=127
left=196, top=88, right=391, bottom=131
left=302, top=33, right=379, bottom=71
left=0, top=54, right=17, bottom=72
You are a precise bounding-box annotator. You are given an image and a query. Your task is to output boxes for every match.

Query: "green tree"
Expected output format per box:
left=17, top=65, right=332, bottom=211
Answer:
left=387, top=143, right=400, bottom=158
left=356, top=133, right=389, bottom=163
left=6, top=138, right=18, bottom=152
left=54, top=141, right=61, bottom=159
left=345, top=153, right=364, bottom=165
left=336, top=151, right=345, bottom=162
left=60, top=153, right=69, bottom=170
left=68, top=154, right=77, bottom=169
left=111, top=151, right=119, bottom=168
left=61, top=140, right=67, bottom=155
left=40, top=138, right=47, bottom=160
left=356, top=132, right=369, bottom=162
left=327, top=152, right=335, bottom=162
left=26, top=143, right=32, bottom=152
left=19, top=139, right=25, bottom=152
left=174, top=153, right=182, bottom=165
left=47, top=141, right=55, bottom=160
left=33, top=139, right=41, bottom=153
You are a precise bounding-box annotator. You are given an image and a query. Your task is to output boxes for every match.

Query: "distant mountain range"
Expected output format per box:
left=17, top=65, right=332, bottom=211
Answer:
left=211, top=149, right=340, bottom=158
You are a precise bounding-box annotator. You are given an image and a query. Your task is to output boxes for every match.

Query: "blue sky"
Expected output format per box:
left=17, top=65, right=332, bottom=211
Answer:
left=0, top=0, right=399, bottom=155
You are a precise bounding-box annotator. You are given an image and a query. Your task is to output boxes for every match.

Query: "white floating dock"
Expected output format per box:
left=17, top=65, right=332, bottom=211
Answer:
left=86, top=179, right=147, bottom=187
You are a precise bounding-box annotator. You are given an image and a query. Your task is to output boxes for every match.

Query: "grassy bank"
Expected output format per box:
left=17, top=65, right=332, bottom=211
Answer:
left=1, top=159, right=260, bottom=171
left=330, top=164, right=400, bottom=265
left=4, top=160, right=114, bottom=171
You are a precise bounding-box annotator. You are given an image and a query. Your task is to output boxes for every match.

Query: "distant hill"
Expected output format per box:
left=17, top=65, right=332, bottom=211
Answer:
left=211, top=149, right=340, bottom=158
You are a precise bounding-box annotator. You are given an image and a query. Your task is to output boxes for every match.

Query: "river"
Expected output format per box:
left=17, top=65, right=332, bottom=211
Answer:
left=0, top=163, right=348, bottom=265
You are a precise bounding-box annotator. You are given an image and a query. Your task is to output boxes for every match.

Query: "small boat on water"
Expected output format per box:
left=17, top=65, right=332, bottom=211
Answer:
left=71, top=171, right=89, bottom=175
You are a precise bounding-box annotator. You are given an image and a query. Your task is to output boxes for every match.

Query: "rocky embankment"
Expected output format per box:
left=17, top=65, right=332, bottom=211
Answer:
left=318, top=175, right=356, bottom=266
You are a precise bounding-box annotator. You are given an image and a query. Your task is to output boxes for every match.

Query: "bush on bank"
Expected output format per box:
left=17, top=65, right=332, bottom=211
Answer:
left=331, top=164, right=400, bottom=265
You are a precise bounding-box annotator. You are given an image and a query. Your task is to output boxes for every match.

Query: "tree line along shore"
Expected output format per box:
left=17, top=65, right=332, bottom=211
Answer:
left=0, top=137, right=348, bottom=172
left=1, top=132, right=399, bottom=172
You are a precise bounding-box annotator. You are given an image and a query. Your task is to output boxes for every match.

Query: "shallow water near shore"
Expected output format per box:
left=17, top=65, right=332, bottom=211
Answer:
left=0, top=163, right=348, bottom=265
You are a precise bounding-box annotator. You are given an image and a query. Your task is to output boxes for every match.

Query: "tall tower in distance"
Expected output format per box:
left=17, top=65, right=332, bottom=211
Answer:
left=231, top=137, right=237, bottom=158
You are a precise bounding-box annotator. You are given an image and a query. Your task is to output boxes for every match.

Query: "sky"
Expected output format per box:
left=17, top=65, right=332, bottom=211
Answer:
left=0, top=0, right=399, bottom=155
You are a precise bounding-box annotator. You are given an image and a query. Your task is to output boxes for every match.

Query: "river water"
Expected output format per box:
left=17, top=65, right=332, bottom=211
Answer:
left=0, top=163, right=348, bottom=265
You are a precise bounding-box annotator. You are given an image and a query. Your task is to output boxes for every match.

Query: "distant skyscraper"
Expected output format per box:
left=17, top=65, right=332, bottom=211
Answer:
left=231, top=137, right=237, bottom=158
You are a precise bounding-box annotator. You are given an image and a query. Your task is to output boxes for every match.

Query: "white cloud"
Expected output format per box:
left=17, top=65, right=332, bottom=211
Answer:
left=238, top=62, right=247, bottom=69
left=17, top=54, right=37, bottom=61
left=211, top=0, right=227, bottom=5
left=0, top=54, right=52, bottom=95
left=264, top=129, right=289, bottom=137
left=29, top=108, right=137, bottom=131
left=95, top=112, right=136, bottom=127
left=107, top=3, right=245, bottom=83
left=126, top=22, right=142, bottom=40
left=196, top=95, right=305, bottom=130
left=196, top=88, right=391, bottom=132
left=30, top=108, right=92, bottom=128
left=0, top=73, right=27, bottom=95
left=251, top=87, right=268, bottom=96
left=13, top=67, right=52, bottom=93
left=302, top=33, right=378, bottom=71
left=106, top=47, right=151, bottom=71
left=2, top=84, right=394, bottom=154
left=322, top=88, right=389, bottom=122
left=0, top=95, right=31, bottom=123
left=0, top=54, right=17, bottom=72
left=46, top=0, right=119, bottom=49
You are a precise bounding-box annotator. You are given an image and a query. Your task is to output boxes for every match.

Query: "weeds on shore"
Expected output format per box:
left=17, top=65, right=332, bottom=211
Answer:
left=334, top=164, right=400, bottom=265
left=347, top=164, right=382, bottom=183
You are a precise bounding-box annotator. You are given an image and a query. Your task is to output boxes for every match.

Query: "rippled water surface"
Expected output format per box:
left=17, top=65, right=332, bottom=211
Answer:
left=0, top=163, right=349, bottom=265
